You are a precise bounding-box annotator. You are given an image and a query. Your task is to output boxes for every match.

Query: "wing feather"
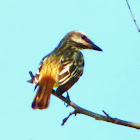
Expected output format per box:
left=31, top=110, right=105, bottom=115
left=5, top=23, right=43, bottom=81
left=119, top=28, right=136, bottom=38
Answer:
left=57, top=52, right=84, bottom=86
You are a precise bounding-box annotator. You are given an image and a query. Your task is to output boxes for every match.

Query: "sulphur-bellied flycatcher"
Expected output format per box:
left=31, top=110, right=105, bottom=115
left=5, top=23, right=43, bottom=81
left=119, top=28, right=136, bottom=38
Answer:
left=28, top=31, right=102, bottom=109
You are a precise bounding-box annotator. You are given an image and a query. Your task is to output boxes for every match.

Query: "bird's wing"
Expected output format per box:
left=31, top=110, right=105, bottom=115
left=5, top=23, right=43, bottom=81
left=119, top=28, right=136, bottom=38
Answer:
left=56, top=51, right=84, bottom=95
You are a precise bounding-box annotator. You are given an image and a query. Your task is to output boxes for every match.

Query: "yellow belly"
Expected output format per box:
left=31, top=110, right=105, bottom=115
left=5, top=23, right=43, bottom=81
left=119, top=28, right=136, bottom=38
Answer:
left=53, top=82, right=59, bottom=88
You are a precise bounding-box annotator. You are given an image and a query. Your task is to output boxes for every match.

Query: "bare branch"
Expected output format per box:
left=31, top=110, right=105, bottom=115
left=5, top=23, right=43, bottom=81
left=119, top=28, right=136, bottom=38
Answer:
left=61, top=110, right=78, bottom=126
left=53, top=89, right=140, bottom=129
left=28, top=71, right=140, bottom=129
left=126, top=0, right=140, bottom=32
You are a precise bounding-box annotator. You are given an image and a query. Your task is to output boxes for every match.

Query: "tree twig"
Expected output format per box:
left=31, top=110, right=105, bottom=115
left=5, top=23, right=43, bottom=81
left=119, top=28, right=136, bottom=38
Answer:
left=61, top=110, right=78, bottom=126
left=126, top=0, right=140, bottom=32
left=28, top=71, right=140, bottom=129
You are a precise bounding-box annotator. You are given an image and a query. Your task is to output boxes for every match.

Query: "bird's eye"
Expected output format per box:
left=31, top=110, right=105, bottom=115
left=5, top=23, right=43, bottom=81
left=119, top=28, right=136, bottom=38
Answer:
left=81, top=35, right=90, bottom=42
left=82, top=35, right=86, bottom=40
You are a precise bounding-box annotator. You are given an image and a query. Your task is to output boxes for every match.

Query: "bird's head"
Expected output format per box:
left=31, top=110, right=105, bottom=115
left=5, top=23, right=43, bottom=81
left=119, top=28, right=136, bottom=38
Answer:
left=64, top=31, right=102, bottom=51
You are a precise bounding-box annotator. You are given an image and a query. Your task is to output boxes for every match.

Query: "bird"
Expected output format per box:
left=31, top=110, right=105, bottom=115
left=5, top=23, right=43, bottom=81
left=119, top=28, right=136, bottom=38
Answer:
left=28, top=31, right=102, bottom=110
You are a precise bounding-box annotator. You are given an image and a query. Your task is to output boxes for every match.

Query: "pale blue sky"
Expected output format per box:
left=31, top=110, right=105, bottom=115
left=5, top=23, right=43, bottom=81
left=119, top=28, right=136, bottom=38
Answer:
left=0, top=0, right=140, bottom=140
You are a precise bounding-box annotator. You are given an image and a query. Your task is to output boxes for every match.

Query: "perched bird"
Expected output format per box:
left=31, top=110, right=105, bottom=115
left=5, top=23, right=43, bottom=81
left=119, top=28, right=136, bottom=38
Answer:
left=28, top=31, right=102, bottom=110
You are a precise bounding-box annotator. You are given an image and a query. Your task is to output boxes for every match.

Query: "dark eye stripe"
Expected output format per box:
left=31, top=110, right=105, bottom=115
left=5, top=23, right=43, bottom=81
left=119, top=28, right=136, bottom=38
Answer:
left=82, top=35, right=90, bottom=43
left=82, top=35, right=86, bottom=40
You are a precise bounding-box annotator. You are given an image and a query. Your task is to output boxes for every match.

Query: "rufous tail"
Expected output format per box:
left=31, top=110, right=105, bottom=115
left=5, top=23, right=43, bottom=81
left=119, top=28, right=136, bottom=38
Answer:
left=32, top=78, right=55, bottom=109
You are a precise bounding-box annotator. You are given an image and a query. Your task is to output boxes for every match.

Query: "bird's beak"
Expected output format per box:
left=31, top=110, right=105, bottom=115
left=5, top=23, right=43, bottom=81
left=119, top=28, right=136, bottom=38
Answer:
left=89, top=41, right=103, bottom=51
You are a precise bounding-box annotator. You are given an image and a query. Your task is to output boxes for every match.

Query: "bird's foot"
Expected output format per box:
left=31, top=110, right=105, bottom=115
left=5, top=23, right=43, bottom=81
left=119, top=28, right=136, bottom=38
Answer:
left=64, top=91, right=70, bottom=107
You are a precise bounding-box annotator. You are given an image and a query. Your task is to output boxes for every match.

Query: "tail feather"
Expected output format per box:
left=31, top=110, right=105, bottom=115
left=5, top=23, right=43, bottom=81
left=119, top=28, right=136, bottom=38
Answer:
left=32, top=79, right=55, bottom=109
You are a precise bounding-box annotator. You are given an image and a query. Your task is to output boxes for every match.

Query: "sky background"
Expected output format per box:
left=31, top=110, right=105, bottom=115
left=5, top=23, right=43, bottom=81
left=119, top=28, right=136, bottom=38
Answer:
left=0, top=0, right=140, bottom=140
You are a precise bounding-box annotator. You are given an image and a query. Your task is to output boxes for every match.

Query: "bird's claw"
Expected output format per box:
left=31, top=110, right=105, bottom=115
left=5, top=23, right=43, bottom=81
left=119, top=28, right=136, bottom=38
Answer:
left=64, top=91, right=70, bottom=107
